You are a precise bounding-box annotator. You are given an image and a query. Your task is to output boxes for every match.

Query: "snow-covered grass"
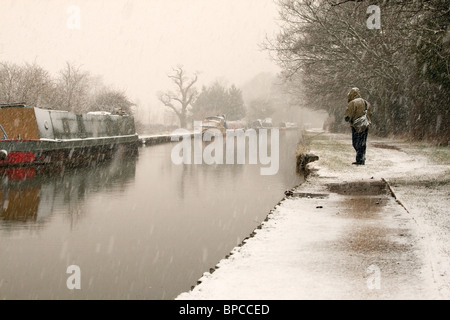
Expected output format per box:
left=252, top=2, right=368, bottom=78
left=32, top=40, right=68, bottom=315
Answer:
left=383, top=143, right=450, bottom=297
left=298, top=132, right=355, bottom=172
left=405, top=143, right=450, bottom=166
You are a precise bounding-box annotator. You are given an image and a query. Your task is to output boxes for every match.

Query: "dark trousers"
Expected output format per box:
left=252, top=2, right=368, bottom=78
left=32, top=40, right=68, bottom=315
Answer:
left=351, top=127, right=368, bottom=164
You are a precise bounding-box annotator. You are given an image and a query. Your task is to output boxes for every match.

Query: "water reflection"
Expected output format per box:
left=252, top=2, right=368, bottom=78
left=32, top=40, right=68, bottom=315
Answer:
left=0, top=154, right=137, bottom=224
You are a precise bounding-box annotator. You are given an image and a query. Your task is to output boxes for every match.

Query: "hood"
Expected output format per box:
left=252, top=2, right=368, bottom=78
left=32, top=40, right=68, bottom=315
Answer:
left=347, top=87, right=361, bottom=102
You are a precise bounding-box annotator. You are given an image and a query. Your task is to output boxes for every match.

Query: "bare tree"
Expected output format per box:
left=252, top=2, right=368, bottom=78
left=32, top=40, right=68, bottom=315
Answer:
left=0, top=62, right=22, bottom=104
left=0, top=61, right=142, bottom=124
left=0, top=62, right=54, bottom=107
left=19, top=63, right=55, bottom=107
left=157, top=66, right=198, bottom=128
left=90, top=88, right=135, bottom=115
left=55, top=62, right=90, bottom=113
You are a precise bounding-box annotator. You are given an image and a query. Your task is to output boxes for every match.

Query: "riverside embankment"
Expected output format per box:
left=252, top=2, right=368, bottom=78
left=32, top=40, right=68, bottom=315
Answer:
left=139, top=132, right=194, bottom=145
left=176, top=130, right=450, bottom=300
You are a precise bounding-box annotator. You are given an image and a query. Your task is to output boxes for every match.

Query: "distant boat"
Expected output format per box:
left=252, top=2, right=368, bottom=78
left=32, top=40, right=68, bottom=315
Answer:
left=279, top=122, right=299, bottom=130
left=201, top=115, right=227, bottom=135
left=0, top=103, right=139, bottom=166
left=225, top=119, right=247, bottom=130
left=250, top=118, right=274, bottom=130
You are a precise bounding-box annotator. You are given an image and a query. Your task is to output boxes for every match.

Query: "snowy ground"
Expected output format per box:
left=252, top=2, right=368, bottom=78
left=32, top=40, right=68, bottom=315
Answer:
left=176, top=130, right=450, bottom=300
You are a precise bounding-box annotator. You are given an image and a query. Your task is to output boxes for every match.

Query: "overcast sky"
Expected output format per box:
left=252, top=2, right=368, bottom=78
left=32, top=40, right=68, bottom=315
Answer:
left=0, top=0, right=281, bottom=121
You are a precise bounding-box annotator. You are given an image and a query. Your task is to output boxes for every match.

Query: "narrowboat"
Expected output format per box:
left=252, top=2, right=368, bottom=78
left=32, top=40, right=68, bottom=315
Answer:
left=0, top=103, right=139, bottom=166
left=201, top=115, right=227, bottom=135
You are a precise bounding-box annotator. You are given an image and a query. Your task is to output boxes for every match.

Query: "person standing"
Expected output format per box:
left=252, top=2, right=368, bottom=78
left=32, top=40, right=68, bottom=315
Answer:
left=344, top=87, right=373, bottom=165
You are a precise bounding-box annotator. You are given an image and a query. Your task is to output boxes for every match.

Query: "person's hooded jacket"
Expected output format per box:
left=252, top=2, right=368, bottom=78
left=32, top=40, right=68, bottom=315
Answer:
left=344, top=87, right=372, bottom=128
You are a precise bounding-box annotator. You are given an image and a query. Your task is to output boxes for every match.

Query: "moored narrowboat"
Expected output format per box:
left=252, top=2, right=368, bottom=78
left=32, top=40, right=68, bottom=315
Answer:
left=0, top=103, right=139, bottom=166
left=201, top=115, right=227, bottom=136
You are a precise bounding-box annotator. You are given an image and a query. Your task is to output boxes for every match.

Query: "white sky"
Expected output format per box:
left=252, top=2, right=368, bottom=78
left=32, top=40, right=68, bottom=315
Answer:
left=0, top=0, right=281, bottom=121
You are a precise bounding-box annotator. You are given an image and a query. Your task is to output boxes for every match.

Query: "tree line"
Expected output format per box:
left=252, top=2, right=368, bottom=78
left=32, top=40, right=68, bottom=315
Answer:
left=0, top=61, right=135, bottom=115
left=0, top=61, right=276, bottom=132
left=265, top=0, right=449, bottom=143
left=158, top=66, right=258, bottom=127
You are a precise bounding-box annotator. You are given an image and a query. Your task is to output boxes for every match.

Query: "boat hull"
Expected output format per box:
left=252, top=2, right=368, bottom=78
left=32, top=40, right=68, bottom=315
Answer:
left=0, top=135, right=139, bottom=167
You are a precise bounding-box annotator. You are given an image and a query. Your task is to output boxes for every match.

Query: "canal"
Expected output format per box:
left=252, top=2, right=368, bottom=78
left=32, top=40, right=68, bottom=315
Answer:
left=0, top=130, right=303, bottom=299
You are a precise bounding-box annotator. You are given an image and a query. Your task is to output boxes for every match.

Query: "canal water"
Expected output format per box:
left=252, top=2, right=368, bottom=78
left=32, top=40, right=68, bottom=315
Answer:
left=0, top=130, right=303, bottom=299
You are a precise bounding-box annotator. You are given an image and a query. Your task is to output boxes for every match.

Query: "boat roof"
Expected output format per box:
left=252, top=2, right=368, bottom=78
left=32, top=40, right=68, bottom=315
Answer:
left=205, top=116, right=225, bottom=120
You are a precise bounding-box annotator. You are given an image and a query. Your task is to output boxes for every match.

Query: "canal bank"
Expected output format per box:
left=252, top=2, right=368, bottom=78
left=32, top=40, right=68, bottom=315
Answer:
left=139, top=132, right=194, bottom=146
left=176, top=130, right=450, bottom=300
